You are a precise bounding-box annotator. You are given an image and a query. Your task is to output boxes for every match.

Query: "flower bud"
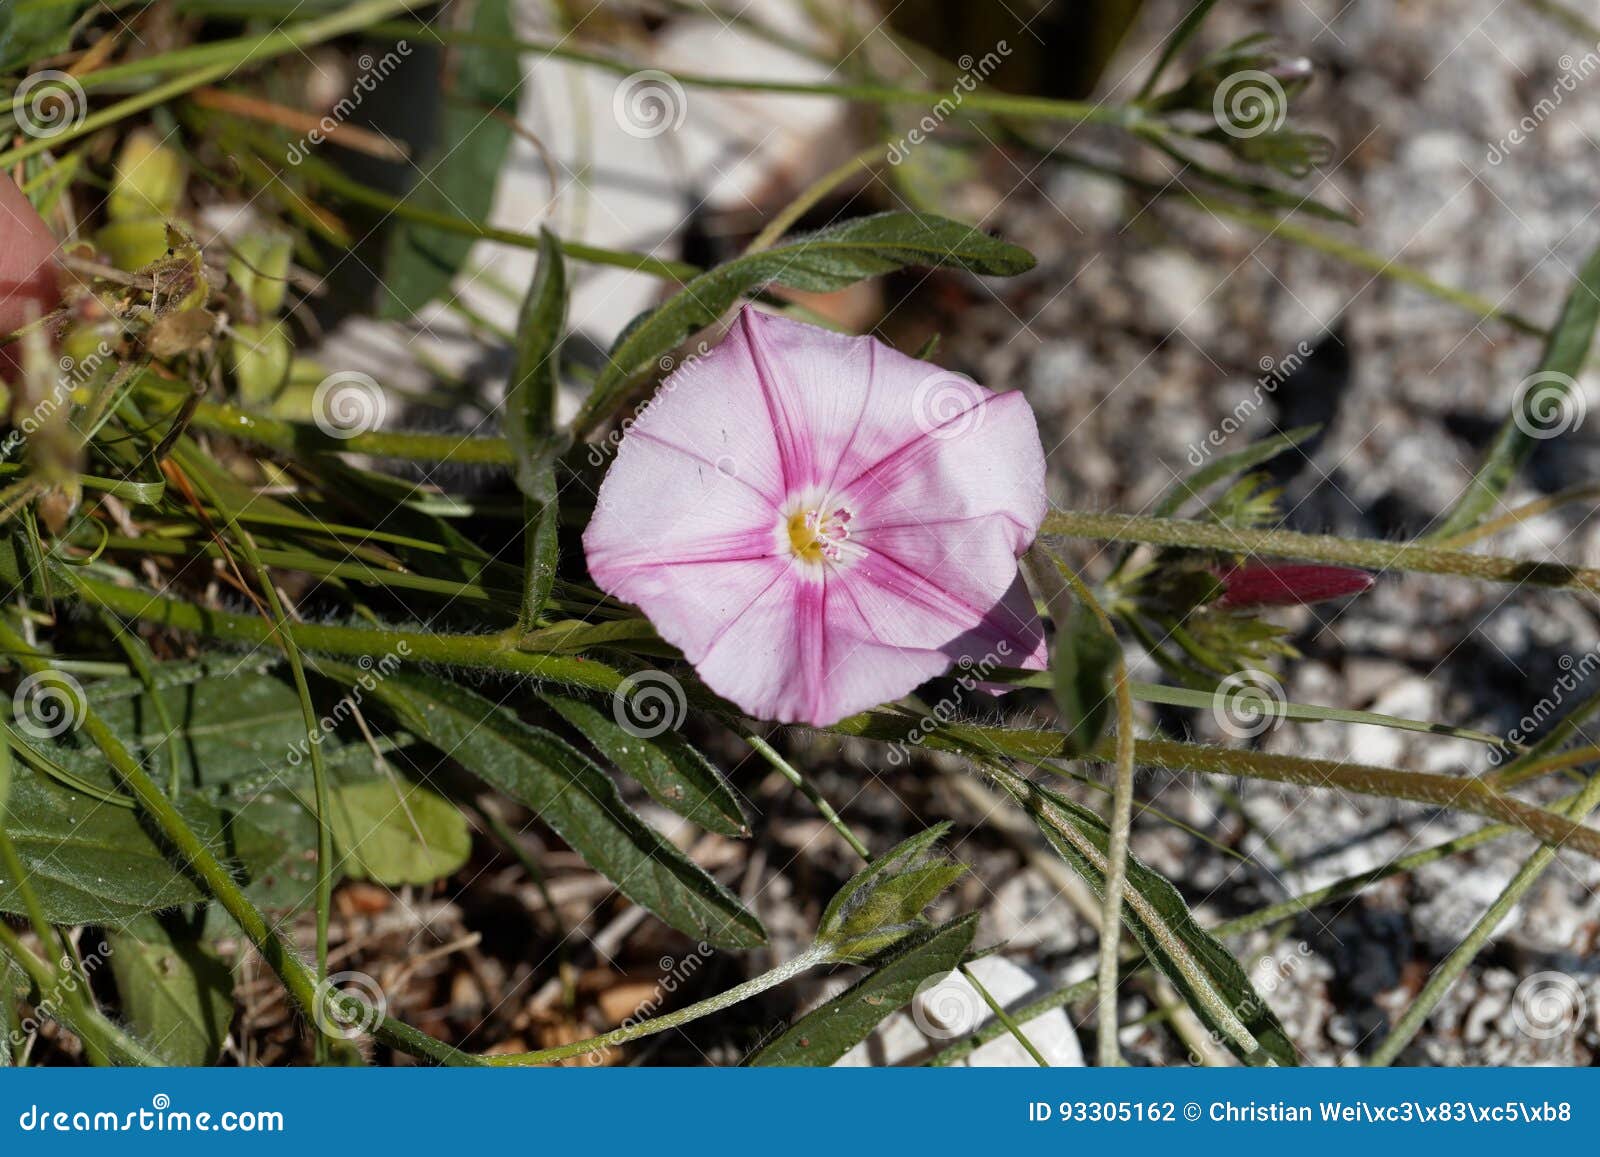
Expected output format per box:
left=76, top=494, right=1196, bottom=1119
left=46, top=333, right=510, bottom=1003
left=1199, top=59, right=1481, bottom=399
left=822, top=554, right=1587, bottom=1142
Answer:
left=228, top=322, right=293, bottom=406
left=108, top=131, right=186, bottom=221
left=95, top=218, right=169, bottom=271
left=228, top=233, right=294, bottom=317
left=1215, top=563, right=1373, bottom=609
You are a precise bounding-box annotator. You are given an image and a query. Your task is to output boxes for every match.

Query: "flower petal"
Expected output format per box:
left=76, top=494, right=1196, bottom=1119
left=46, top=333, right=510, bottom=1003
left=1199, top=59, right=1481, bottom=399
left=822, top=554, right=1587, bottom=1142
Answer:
left=584, top=426, right=779, bottom=580
left=735, top=306, right=1022, bottom=497
left=845, top=390, right=1047, bottom=545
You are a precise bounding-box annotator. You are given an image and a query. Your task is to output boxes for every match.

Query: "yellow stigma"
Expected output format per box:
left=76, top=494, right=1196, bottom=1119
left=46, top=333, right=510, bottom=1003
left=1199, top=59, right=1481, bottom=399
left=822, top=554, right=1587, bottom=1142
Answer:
left=787, top=509, right=826, bottom=563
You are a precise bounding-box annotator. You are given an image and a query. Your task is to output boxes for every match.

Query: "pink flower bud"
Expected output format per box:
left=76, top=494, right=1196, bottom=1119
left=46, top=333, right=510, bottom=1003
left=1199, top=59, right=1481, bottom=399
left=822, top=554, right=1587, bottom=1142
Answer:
left=1214, top=563, right=1373, bottom=609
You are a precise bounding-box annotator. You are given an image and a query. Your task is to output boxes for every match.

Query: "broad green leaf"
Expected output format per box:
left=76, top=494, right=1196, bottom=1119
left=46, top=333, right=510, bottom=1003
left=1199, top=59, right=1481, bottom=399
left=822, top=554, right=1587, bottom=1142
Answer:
left=108, top=914, right=234, bottom=1066
left=749, top=913, right=978, bottom=1066
left=507, top=229, right=568, bottom=630
left=1434, top=238, right=1600, bottom=539
left=541, top=690, right=748, bottom=838
left=0, top=761, right=284, bottom=924
left=326, top=778, right=471, bottom=886
left=995, top=768, right=1297, bottom=1066
left=379, top=0, right=518, bottom=318
left=575, top=212, right=1036, bottom=428
left=342, top=667, right=766, bottom=949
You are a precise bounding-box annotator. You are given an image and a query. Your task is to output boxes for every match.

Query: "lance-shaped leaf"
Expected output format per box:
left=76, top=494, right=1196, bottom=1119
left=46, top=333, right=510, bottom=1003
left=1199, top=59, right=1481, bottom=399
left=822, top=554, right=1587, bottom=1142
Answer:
left=540, top=690, right=748, bottom=838
left=815, top=824, right=967, bottom=962
left=1435, top=238, right=1600, bottom=539
left=993, top=767, right=1297, bottom=1066
left=342, top=667, right=765, bottom=949
left=749, top=913, right=979, bottom=1066
left=575, top=212, right=1036, bottom=428
left=507, top=229, right=568, bottom=630
left=1050, top=596, right=1120, bottom=758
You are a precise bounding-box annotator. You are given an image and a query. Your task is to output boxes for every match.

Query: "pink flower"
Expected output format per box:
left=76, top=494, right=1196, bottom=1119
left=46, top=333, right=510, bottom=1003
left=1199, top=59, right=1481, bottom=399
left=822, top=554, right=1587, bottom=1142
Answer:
left=1214, top=563, right=1373, bottom=609
left=582, top=307, right=1048, bottom=727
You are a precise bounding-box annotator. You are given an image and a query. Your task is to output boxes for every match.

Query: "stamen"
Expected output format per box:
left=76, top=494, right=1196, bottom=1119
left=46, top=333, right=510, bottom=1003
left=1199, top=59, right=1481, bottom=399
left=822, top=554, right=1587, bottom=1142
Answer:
left=785, top=503, right=853, bottom=565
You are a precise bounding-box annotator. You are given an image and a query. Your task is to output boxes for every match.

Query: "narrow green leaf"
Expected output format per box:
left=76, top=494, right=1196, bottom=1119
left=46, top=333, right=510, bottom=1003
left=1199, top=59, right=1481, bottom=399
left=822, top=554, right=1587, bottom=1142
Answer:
left=996, top=769, right=1297, bottom=1066
left=108, top=914, right=234, bottom=1066
left=326, top=778, right=472, bottom=886
left=1434, top=239, right=1600, bottom=539
left=575, top=212, right=1036, bottom=429
left=817, top=824, right=951, bottom=936
left=1138, top=0, right=1223, bottom=99
left=344, top=667, right=766, bottom=949
left=507, top=228, right=568, bottom=630
left=749, top=913, right=979, bottom=1066
left=1050, top=599, right=1119, bottom=757
left=1154, top=425, right=1320, bottom=520
left=540, top=690, right=748, bottom=838
left=1126, top=680, right=1512, bottom=747
left=378, top=0, right=518, bottom=318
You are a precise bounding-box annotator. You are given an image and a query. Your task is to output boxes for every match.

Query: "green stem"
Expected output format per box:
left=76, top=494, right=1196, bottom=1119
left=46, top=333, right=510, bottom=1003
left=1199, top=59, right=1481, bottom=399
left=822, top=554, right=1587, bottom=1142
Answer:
left=1042, top=509, right=1600, bottom=594
left=0, top=0, right=440, bottom=167
left=171, top=446, right=339, bottom=1060
left=140, top=388, right=514, bottom=465
left=182, top=12, right=1140, bottom=131
left=926, top=781, right=1592, bottom=1067
left=1368, top=768, right=1600, bottom=1066
left=1033, top=549, right=1135, bottom=1067
left=1035, top=147, right=1544, bottom=337
left=277, top=154, right=698, bottom=281
left=481, top=947, right=828, bottom=1066
left=959, top=962, right=1049, bottom=1067
left=746, top=733, right=869, bottom=860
